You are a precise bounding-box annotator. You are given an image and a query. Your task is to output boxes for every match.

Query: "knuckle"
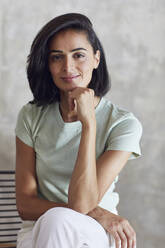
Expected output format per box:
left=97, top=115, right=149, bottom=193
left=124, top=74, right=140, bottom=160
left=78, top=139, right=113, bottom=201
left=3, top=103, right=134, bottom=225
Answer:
left=89, top=88, right=94, bottom=94
left=128, top=235, right=133, bottom=241
left=115, top=237, right=120, bottom=243
left=109, top=221, right=119, bottom=231
left=121, top=218, right=129, bottom=225
left=128, top=231, right=135, bottom=240
left=128, top=240, right=133, bottom=248
left=109, top=226, right=116, bottom=232
left=121, top=236, right=127, bottom=243
left=128, top=225, right=136, bottom=237
left=131, top=230, right=136, bottom=237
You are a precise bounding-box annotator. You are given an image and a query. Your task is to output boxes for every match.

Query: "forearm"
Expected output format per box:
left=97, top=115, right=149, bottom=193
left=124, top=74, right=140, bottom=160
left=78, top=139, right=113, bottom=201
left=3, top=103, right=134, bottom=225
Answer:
left=18, top=193, right=107, bottom=222
left=68, top=123, right=98, bottom=214
left=17, top=195, right=70, bottom=221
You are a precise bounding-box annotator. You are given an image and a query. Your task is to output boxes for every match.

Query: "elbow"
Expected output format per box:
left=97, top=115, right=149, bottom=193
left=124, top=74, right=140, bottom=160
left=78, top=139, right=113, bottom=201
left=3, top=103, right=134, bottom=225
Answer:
left=16, top=199, right=31, bottom=221
left=68, top=190, right=99, bottom=215
left=17, top=205, right=27, bottom=220
left=68, top=204, right=87, bottom=215
left=68, top=198, right=99, bottom=215
left=76, top=204, right=98, bottom=215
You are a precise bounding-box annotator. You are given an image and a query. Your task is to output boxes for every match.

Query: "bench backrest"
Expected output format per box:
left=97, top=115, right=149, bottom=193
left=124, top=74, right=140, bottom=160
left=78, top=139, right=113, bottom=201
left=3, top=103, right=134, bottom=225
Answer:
left=0, top=170, right=22, bottom=248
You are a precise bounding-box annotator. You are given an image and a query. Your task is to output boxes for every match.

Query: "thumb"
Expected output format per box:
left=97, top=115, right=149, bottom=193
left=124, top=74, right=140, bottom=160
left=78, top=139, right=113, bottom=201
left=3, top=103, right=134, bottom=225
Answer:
left=68, top=92, right=75, bottom=112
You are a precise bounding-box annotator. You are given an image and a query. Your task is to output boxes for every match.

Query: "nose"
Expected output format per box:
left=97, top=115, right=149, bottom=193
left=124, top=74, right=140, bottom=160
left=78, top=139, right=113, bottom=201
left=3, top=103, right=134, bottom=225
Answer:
left=63, top=56, right=75, bottom=72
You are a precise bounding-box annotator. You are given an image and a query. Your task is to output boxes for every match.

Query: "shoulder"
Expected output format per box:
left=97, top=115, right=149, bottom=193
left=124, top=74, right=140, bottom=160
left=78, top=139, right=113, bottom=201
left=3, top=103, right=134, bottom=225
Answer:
left=17, top=102, right=49, bottom=122
left=100, top=98, right=143, bottom=159
left=100, top=97, right=143, bottom=133
left=18, top=102, right=43, bottom=115
left=101, top=97, right=134, bottom=119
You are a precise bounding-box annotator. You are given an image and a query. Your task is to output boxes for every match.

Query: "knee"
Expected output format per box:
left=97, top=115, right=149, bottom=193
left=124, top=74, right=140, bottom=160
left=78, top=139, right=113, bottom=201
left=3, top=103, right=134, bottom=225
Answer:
left=41, top=207, right=80, bottom=229
left=32, top=208, right=84, bottom=247
left=44, top=207, right=78, bottom=218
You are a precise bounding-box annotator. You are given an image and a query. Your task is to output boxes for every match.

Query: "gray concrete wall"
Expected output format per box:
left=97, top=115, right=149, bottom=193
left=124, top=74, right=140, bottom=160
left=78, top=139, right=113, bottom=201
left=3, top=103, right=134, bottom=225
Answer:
left=0, top=0, right=164, bottom=247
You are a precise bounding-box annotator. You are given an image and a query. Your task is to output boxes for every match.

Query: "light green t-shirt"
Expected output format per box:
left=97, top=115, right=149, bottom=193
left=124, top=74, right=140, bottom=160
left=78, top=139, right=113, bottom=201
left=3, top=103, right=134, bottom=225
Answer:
left=15, top=97, right=142, bottom=214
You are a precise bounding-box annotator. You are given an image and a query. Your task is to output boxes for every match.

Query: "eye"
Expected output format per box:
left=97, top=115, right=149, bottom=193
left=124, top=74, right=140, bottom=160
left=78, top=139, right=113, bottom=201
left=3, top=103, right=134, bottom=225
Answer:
left=50, top=54, right=63, bottom=61
left=74, top=53, right=85, bottom=59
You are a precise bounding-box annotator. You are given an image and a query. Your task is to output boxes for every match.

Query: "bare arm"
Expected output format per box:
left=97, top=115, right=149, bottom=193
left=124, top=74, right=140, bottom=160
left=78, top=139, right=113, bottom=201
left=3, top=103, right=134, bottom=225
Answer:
left=16, top=135, right=130, bottom=220
left=67, top=88, right=132, bottom=215
left=16, top=136, right=105, bottom=221
left=15, top=137, right=70, bottom=220
left=67, top=125, right=132, bottom=215
left=68, top=123, right=98, bottom=214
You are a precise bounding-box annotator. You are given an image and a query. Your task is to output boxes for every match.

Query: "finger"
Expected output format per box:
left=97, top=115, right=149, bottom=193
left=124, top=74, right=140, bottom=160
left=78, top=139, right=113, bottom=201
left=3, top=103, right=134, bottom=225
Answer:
left=89, top=88, right=95, bottom=97
left=129, top=227, right=136, bottom=248
left=132, top=239, right=136, bottom=248
left=127, top=225, right=136, bottom=248
left=111, top=231, right=121, bottom=248
left=68, top=92, right=75, bottom=111
left=117, top=228, right=127, bottom=248
left=123, top=224, right=136, bottom=248
left=73, top=99, right=77, bottom=113
left=122, top=227, right=131, bottom=248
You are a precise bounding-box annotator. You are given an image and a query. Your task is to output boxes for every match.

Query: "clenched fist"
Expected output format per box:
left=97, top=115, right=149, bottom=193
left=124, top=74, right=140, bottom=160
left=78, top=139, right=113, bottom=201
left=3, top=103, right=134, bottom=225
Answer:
left=68, top=87, right=96, bottom=126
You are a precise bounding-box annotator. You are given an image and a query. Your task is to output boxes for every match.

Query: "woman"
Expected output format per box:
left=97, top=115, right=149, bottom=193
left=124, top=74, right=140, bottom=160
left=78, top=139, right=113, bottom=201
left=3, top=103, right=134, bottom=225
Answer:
left=15, top=13, right=142, bottom=248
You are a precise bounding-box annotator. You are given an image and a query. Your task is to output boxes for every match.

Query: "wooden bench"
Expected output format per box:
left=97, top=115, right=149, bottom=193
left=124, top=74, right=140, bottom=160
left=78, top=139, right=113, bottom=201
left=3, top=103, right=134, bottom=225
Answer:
left=0, top=170, right=22, bottom=248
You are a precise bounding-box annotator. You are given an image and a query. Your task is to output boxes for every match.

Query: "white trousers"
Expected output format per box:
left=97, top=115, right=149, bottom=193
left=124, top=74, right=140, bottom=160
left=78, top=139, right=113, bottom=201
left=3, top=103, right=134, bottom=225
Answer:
left=17, top=207, right=116, bottom=248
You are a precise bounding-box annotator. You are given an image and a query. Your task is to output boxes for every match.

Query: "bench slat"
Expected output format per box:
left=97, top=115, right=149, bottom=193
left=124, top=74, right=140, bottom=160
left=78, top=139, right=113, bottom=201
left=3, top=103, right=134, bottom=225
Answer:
left=0, top=171, right=22, bottom=247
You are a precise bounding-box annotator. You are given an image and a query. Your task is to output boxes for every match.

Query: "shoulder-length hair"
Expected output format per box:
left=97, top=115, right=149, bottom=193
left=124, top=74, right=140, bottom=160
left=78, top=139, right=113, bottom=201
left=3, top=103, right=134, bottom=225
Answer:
left=27, top=13, right=111, bottom=106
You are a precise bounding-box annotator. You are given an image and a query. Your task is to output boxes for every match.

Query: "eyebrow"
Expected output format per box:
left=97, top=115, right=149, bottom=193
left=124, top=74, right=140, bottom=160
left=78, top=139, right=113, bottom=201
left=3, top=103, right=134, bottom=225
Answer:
left=49, top=48, right=87, bottom=53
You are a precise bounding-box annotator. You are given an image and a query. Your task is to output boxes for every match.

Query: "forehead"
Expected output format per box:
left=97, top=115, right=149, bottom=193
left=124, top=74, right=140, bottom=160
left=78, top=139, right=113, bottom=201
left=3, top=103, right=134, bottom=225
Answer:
left=49, top=29, right=92, bottom=51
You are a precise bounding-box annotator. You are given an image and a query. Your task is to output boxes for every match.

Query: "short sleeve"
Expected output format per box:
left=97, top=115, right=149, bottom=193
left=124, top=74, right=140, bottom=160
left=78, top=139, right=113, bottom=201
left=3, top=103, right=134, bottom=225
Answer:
left=15, top=104, right=34, bottom=147
left=105, top=116, right=143, bottom=160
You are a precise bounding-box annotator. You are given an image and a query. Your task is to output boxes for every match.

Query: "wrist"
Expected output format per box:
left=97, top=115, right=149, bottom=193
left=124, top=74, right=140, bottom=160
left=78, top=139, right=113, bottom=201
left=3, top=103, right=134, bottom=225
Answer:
left=87, top=206, right=106, bottom=220
left=81, top=120, right=96, bottom=130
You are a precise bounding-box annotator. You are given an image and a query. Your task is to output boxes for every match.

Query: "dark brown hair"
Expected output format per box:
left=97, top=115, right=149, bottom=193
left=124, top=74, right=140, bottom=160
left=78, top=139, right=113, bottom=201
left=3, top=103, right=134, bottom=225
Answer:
left=27, top=13, right=111, bottom=106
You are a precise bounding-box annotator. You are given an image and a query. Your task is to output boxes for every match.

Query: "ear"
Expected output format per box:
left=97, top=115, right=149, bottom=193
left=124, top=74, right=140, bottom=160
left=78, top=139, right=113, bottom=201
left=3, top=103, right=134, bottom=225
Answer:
left=94, top=50, right=100, bottom=69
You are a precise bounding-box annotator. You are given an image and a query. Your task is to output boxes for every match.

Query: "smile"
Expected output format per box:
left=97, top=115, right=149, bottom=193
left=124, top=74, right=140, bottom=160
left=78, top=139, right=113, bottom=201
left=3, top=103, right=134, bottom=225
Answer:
left=61, top=75, right=80, bottom=80
left=61, top=75, right=80, bottom=83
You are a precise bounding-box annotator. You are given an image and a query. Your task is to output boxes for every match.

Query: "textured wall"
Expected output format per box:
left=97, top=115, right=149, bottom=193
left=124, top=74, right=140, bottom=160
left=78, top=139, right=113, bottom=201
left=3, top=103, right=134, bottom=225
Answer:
left=0, top=0, right=164, bottom=247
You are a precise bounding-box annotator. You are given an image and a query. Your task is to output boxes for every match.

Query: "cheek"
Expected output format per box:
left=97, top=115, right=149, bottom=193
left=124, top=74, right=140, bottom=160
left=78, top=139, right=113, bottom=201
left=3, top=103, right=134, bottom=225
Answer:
left=80, top=66, right=94, bottom=86
left=81, top=62, right=94, bottom=78
left=80, top=59, right=94, bottom=73
left=49, top=64, right=59, bottom=77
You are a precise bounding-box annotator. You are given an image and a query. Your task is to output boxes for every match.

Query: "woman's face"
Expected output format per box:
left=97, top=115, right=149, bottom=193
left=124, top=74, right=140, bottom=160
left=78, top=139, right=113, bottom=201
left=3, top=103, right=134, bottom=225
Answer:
left=48, top=29, right=100, bottom=93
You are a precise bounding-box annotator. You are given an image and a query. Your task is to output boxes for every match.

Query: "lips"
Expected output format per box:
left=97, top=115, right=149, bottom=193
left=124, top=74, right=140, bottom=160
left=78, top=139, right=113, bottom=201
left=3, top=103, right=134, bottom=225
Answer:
left=61, top=75, right=80, bottom=83
left=61, top=75, right=80, bottom=79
